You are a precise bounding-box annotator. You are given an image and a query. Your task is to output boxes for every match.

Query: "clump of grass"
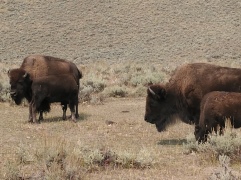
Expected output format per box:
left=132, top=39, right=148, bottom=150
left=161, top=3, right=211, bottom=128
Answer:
left=130, top=85, right=147, bottom=97
left=129, top=70, right=164, bottom=87
left=3, top=160, right=20, bottom=180
left=78, top=61, right=167, bottom=103
left=5, top=138, right=158, bottom=179
left=4, top=136, right=158, bottom=179
left=209, top=155, right=240, bottom=180
left=0, top=80, right=10, bottom=102
left=34, top=137, right=87, bottom=179
left=80, top=148, right=155, bottom=169
left=114, top=148, right=157, bottom=169
left=16, top=143, right=32, bottom=165
left=101, top=86, right=129, bottom=98
left=83, top=76, right=106, bottom=93
left=184, top=120, right=241, bottom=164
left=116, top=63, right=166, bottom=87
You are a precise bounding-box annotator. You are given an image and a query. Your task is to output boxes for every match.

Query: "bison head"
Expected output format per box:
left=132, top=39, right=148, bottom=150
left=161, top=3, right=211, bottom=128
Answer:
left=194, top=125, right=208, bottom=143
left=8, top=69, right=31, bottom=105
left=144, top=84, right=176, bottom=132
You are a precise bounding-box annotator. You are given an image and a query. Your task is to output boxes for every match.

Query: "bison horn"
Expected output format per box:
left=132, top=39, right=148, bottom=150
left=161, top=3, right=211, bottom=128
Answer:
left=7, top=70, right=11, bottom=77
left=10, top=91, right=16, bottom=96
left=148, top=87, right=156, bottom=96
left=23, top=72, right=28, bottom=78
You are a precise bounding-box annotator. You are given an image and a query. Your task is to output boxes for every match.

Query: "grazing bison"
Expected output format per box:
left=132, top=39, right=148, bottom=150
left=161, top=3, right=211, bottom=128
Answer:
left=9, top=55, right=82, bottom=120
left=144, top=63, right=241, bottom=132
left=8, top=68, right=78, bottom=123
left=195, top=91, right=241, bottom=143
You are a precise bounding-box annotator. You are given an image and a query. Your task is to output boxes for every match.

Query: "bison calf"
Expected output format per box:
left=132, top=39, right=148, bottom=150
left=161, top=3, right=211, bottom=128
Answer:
left=195, top=91, right=241, bottom=143
left=29, top=74, right=79, bottom=123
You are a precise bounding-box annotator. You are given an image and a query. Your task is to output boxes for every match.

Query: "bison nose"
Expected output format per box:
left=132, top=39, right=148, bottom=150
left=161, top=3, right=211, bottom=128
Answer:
left=145, top=115, right=156, bottom=124
left=144, top=115, right=151, bottom=123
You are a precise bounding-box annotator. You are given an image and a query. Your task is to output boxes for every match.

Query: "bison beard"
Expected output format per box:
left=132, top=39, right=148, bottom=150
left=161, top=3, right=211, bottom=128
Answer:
left=144, top=63, right=241, bottom=133
left=11, top=93, right=23, bottom=105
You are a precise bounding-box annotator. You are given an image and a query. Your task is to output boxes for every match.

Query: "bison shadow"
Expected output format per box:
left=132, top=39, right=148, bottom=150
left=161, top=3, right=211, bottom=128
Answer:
left=39, top=112, right=90, bottom=123
left=157, top=139, right=188, bottom=146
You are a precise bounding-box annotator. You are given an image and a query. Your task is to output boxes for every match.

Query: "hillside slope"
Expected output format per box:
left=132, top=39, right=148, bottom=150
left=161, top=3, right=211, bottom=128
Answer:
left=1, top=0, right=241, bottom=65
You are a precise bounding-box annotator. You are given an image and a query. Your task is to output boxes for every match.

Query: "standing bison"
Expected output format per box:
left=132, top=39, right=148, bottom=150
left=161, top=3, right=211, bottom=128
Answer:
left=195, top=91, right=241, bottom=143
left=8, top=68, right=78, bottom=123
left=9, top=55, right=82, bottom=120
left=144, top=63, right=241, bottom=132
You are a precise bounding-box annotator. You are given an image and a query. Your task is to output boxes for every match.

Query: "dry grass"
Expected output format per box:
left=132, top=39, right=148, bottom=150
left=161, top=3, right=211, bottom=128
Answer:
left=1, top=61, right=241, bottom=179
left=1, top=97, right=241, bottom=179
left=1, top=61, right=169, bottom=104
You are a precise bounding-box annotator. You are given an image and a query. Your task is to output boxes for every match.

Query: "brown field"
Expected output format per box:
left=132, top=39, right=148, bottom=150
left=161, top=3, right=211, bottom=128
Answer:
left=1, top=96, right=241, bottom=179
left=1, top=0, right=241, bottom=179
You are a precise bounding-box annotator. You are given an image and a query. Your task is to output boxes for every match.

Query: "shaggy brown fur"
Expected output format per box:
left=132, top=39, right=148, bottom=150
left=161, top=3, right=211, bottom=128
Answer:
left=145, top=63, right=241, bottom=132
left=21, top=55, right=82, bottom=81
left=9, top=55, right=82, bottom=120
left=30, top=74, right=79, bottom=123
left=195, top=91, right=241, bottom=143
left=8, top=69, right=78, bottom=123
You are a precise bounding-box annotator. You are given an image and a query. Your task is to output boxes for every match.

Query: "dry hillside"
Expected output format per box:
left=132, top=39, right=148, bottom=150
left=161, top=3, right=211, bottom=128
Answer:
left=1, top=0, right=241, bottom=67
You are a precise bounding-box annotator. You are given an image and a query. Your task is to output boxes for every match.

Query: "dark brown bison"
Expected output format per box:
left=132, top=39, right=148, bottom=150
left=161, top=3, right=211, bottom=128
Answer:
left=145, top=63, right=241, bottom=132
left=8, top=68, right=78, bottom=123
left=9, top=55, right=82, bottom=120
left=195, top=91, right=241, bottom=143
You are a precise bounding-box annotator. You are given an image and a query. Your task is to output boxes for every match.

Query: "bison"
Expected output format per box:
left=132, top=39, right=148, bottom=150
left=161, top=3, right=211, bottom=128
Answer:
left=8, top=68, right=78, bottom=123
left=9, top=55, right=82, bottom=120
left=195, top=91, right=241, bottom=143
left=144, top=63, right=241, bottom=132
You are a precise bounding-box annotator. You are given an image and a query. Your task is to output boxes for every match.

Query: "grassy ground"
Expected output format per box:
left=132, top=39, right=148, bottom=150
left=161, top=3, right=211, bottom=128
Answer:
left=1, top=97, right=240, bottom=179
left=1, top=61, right=241, bottom=179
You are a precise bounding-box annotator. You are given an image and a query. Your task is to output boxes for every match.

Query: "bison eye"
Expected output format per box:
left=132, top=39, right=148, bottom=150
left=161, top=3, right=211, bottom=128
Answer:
left=150, top=100, right=159, bottom=107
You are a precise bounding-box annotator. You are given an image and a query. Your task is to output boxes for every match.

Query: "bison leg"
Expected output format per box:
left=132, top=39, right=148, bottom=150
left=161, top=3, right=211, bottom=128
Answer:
left=28, top=102, right=33, bottom=123
left=61, top=102, right=67, bottom=120
left=30, top=97, right=40, bottom=123
left=39, top=111, right=44, bottom=121
left=32, top=103, right=38, bottom=123
left=69, top=102, right=77, bottom=122
left=75, top=103, right=79, bottom=118
left=29, top=99, right=38, bottom=123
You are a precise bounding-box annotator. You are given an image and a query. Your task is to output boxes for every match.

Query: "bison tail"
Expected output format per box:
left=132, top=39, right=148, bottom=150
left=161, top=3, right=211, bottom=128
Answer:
left=77, top=69, right=83, bottom=79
